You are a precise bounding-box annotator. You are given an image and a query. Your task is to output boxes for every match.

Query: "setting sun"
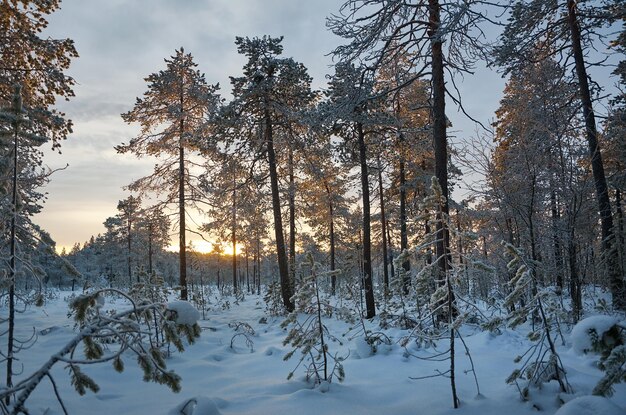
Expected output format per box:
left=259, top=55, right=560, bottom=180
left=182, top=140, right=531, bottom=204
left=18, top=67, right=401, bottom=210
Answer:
left=166, top=240, right=244, bottom=256
left=190, top=240, right=214, bottom=254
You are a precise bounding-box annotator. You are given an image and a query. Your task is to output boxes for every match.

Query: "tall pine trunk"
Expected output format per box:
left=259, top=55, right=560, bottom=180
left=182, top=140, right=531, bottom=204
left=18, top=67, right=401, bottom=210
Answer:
left=128, top=217, right=134, bottom=284
left=265, top=104, right=294, bottom=312
left=325, top=183, right=337, bottom=295
left=399, top=137, right=410, bottom=294
left=178, top=88, right=188, bottom=300
left=551, top=189, right=563, bottom=293
left=429, top=0, right=451, bottom=286
left=357, top=122, right=376, bottom=318
left=148, top=222, right=153, bottom=275
left=5, top=87, right=20, bottom=405
left=377, top=156, right=390, bottom=293
left=232, top=166, right=238, bottom=293
left=429, top=0, right=458, bottom=407
left=288, top=142, right=296, bottom=288
left=567, top=0, right=624, bottom=310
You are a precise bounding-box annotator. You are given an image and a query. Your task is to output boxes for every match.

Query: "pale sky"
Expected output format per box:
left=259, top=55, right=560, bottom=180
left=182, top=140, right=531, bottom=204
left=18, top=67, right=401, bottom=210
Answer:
left=36, top=0, right=617, bottom=252
left=38, top=0, right=348, bottom=251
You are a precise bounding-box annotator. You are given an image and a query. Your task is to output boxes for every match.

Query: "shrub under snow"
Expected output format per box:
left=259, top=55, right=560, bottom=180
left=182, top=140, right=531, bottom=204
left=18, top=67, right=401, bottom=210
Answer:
left=167, top=301, right=201, bottom=326
left=571, top=316, right=621, bottom=355
left=555, top=395, right=625, bottom=415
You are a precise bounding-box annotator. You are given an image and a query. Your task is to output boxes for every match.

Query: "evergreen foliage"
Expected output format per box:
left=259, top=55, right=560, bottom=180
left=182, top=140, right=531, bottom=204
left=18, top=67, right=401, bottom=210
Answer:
left=281, top=255, right=345, bottom=386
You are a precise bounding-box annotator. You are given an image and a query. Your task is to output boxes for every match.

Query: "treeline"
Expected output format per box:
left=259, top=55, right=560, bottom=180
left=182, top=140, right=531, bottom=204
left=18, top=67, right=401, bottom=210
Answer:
left=3, top=0, right=626, bottom=322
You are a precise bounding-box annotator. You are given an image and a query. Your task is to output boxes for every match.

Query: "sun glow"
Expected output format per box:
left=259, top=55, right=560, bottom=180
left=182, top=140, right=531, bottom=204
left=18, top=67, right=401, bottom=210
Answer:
left=190, top=240, right=214, bottom=254
left=166, top=240, right=243, bottom=256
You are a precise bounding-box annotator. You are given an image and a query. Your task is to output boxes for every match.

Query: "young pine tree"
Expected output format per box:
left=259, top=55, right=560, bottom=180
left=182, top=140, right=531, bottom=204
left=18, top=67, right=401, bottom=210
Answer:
left=118, top=48, right=221, bottom=300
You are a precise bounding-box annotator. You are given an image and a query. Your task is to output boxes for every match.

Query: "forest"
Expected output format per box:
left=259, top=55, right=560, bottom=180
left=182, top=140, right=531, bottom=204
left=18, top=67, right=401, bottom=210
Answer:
left=1, top=0, right=626, bottom=414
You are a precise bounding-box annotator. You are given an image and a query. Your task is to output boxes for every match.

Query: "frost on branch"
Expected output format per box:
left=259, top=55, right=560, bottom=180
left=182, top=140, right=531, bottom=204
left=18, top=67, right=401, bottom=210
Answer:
left=0, top=289, right=201, bottom=415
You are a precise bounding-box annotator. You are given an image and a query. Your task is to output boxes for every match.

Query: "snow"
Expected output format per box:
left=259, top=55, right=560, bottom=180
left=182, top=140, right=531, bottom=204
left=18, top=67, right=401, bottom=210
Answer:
left=169, top=396, right=223, bottom=415
left=570, top=315, right=620, bottom=355
left=167, top=301, right=201, bottom=326
left=5, top=290, right=626, bottom=414
left=554, top=396, right=625, bottom=415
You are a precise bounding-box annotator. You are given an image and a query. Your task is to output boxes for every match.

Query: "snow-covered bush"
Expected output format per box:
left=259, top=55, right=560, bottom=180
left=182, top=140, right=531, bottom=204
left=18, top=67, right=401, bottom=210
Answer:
left=554, top=395, right=624, bottom=415
left=169, top=396, right=223, bottom=415
left=502, top=243, right=571, bottom=400
left=571, top=316, right=621, bottom=355
left=281, top=255, right=345, bottom=386
left=264, top=281, right=286, bottom=316
left=0, top=289, right=200, bottom=414
left=229, top=321, right=255, bottom=352
left=571, top=315, right=626, bottom=397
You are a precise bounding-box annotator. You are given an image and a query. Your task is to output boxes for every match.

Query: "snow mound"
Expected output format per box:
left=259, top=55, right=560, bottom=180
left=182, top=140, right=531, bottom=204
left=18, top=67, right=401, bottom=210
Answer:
left=167, top=301, right=200, bottom=326
left=554, top=396, right=625, bottom=415
left=169, top=396, right=222, bottom=415
left=571, top=315, right=620, bottom=354
left=354, top=337, right=373, bottom=358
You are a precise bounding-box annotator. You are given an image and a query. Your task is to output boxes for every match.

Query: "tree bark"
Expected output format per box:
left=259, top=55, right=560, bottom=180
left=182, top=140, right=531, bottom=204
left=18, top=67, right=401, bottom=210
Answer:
left=377, top=156, right=390, bottom=293
left=128, top=216, right=134, bottom=285
left=178, top=85, right=188, bottom=300
left=148, top=222, right=153, bottom=275
left=288, top=142, right=296, bottom=288
left=616, top=189, right=625, bottom=275
left=567, top=0, right=624, bottom=309
left=6, top=97, right=19, bottom=405
left=551, top=189, right=563, bottom=293
left=325, top=183, right=337, bottom=295
left=232, top=166, right=238, bottom=293
left=358, top=122, right=376, bottom=318
left=265, top=105, right=294, bottom=311
left=429, top=0, right=451, bottom=284
left=399, top=137, right=410, bottom=294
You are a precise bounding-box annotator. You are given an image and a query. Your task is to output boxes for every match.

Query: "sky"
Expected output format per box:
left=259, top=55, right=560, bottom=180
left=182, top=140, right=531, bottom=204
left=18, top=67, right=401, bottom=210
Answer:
left=33, top=0, right=546, bottom=252
left=38, top=0, right=351, bottom=251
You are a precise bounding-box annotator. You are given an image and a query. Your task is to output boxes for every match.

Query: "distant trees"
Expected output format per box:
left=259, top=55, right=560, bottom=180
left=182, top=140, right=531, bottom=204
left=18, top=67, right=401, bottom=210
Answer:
left=118, top=48, right=221, bottom=300
left=116, top=195, right=142, bottom=285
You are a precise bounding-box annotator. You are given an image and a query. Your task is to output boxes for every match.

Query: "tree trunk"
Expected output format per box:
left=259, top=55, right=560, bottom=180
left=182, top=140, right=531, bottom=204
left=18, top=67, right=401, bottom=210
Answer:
left=551, top=189, right=563, bottom=294
left=387, top=220, right=395, bottom=277
left=399, top=138, right=410, bottom=294
left=5, top=95, right=19, bottom=405
left=265, top=105, right=294, bottom=312
left=232, top=167, right=238, bottom=293
left=429, top=0, right=451, bottom=285
left=357, top=122, right=376, bottom=318
left=569, top=236, right=581, bottom=322
left=257, top=236, right=262, bottom=295
left=288, top=142, right=296, bottom=288
left=567, top=0, right=624, bottom=310
left=148, top=222, right=153, bottom=275
left=178, top=95, right=188, bottom=300
left=377, top=156, right=390, bottom=293
left=325, top=183, right=337, bottom=295
left=616, top=189, right=625, bottom=275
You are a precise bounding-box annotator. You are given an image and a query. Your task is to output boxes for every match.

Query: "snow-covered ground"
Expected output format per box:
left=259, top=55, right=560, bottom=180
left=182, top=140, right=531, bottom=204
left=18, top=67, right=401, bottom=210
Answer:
left=5, top=290, right=626, bottom=414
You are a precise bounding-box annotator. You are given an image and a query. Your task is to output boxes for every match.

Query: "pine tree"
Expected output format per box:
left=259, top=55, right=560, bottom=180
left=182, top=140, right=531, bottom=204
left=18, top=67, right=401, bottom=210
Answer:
left=116, top=195, right=142, bottom=285
left=299, top=133, right=354, bottom=295
left=329, top=0, right=491, bottom=308
left=0, top=0, right=77, bottom=149
left=321, top=62, right=387, bottom=318
left=117, top=48, right=221, bottom=300
left=223, top=36, right=315, bottom=312
left=493, top=0, right=626, bottom=310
